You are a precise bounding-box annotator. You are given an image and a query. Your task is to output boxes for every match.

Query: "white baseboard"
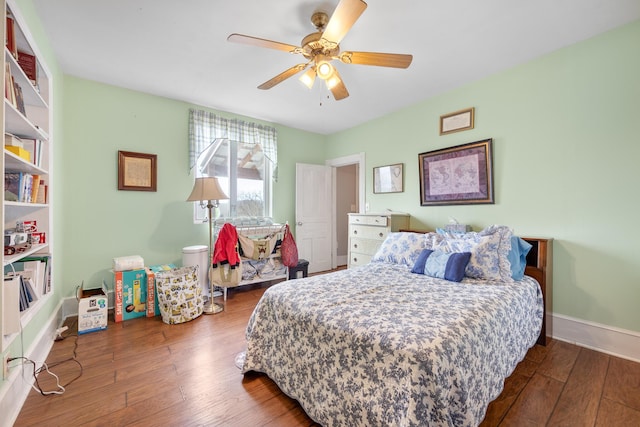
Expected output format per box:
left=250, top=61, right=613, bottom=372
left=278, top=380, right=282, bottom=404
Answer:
left=550, top=313, right=640, bottom=363
left=0, top=299, right=64, bottom=427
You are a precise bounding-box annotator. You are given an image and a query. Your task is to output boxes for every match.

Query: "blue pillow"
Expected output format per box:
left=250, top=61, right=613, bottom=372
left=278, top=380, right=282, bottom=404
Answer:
left=411, top=249, right=472, bottom=282
left=507, top=236, right=532, bottom=280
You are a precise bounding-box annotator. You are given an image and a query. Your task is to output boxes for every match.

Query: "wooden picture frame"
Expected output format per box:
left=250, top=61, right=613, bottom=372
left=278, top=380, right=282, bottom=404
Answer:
left=418, top=139, right=493, bottom=206
left=118, top=150, right=157, bottom=192
left=440, top=107, right=475, bottom=135
left=373, top=163, right=403, bottom=194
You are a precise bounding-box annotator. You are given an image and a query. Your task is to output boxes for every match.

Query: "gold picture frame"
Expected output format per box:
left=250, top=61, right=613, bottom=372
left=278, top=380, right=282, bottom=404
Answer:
left=118, top=150, right=157, bottom=192
left=440, top=107, right=475, bottom=135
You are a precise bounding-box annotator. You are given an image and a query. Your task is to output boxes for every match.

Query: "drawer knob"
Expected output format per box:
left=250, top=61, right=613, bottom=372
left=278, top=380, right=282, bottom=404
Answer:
left=353, top=257, right=358, bottom=262
left=353, top=230, right=358, bottom=235
left=379, top=232, right=384, bottom=237
left=354, top=243, right=358, bottom=248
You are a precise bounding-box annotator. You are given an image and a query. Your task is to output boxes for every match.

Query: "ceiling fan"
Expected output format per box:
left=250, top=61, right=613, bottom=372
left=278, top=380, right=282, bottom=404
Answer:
left=227, top=0, right=413, bottom=101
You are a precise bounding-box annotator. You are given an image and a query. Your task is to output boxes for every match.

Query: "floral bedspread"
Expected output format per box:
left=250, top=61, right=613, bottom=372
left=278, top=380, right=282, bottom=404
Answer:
left=242, top=263, right=543, bottom=426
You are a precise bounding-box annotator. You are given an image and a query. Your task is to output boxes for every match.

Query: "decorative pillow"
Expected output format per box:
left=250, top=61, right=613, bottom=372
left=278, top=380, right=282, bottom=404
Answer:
left=411, top=249, right=471, bottom=282
left=507, top=236, right=532, bottom=280
left=434, top=225, right=513, bottom=281
left=371, top=232, right=439, bottom=267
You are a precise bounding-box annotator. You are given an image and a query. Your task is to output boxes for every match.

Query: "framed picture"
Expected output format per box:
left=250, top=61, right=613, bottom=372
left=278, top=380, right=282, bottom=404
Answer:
left=118, top=150, right=157, bottom=191
left=373, top=163, right=403, bottom=194
left=440, top=107, right=475, bottom=135
left=418, top=138, right=493, bottom=206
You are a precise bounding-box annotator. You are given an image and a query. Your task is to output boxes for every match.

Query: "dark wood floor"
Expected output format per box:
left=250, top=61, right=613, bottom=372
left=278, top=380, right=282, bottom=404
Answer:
left=13, top=277, right=640, bottom=426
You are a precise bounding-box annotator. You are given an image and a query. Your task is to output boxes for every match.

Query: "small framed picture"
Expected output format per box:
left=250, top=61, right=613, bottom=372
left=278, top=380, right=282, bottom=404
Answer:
left=440, top=107, right=475, bottom=135
left=118, top=150, right=157, bottom=191
left=373, top=163, right=403, bottom=194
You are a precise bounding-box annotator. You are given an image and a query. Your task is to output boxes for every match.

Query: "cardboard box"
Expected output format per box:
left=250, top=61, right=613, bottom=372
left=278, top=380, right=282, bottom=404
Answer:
left=5, top=145, right=31, bottom=162
left=114, top=269, right=147, bottom=322
left=145, top=264, right=176, bottom=317
left=77, top=281, right=108, bottom=334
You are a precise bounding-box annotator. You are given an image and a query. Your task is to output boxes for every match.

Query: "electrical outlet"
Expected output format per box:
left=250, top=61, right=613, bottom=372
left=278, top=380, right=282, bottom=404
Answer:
left=2, top=353, right=10, bottom=380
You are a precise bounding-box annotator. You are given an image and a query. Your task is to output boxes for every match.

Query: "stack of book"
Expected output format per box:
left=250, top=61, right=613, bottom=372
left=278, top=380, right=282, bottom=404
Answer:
left=4, top=171, right=46, bottom=203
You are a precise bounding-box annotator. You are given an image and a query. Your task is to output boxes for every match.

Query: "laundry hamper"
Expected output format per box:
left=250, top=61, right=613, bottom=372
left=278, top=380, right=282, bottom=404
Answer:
left=155, top=266, right=204, bottom=324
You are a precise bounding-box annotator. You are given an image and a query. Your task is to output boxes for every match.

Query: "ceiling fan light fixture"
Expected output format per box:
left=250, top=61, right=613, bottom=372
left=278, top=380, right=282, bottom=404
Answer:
left=316, top=60, right=334, bottom=80
left=325, top=74, right=341, bottom=90
left=299, top=67, right=316, bottom=89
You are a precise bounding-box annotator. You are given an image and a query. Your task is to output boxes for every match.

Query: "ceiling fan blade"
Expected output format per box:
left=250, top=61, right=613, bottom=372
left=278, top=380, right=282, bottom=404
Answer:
left=321, top=0, right=367, bottom=47
left=339, top=51, right=413, bottom=68
left=227, top=33, right=299, bottom=53
left=258, top=63, right=308, bottom=90
left=326, top=68, right=349, bottom=100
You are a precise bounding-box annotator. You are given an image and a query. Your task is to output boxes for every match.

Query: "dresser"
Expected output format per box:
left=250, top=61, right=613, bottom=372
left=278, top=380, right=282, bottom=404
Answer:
left=347, top=213, right=410, bottom=268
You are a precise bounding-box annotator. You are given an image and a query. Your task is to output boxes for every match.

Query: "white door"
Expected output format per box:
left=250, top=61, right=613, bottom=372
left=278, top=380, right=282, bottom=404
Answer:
left=295, top=163, right=332, bottom=273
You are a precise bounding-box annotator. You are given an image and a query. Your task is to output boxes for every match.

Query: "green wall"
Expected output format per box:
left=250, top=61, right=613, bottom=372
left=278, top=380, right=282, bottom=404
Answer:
left=60, top=77, right=326, bottom=290
left=326, top=20, right=640, bottom=333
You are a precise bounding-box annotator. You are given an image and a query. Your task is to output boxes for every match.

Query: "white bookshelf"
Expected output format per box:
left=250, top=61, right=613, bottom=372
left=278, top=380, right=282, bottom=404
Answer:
left=1, top=0, right=54, bottom=352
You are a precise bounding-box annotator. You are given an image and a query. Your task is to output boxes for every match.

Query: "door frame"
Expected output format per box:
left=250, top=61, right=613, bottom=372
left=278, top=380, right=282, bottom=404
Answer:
left=326, top=153, right=365, bottom=269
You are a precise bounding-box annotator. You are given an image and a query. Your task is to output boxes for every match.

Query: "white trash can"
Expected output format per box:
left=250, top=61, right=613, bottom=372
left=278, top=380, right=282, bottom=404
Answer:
left=182, top=245, right=209, bottom=297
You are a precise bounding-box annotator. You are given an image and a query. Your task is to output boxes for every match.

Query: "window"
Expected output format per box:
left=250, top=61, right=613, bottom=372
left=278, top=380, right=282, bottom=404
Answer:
left=194, top=139, right=271, bottom=222
left=189, top=110, right=278, bottom=223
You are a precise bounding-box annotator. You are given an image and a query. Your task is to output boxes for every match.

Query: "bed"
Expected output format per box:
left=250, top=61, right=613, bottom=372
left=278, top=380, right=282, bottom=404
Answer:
left=241, top=226, right=552, bottom=426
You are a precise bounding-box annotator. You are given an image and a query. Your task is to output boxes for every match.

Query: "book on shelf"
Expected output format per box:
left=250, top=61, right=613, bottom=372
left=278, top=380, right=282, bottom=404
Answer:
left=5, top=15, right=18, bottom=59
left=13, top=81, right=26, bottom=115
left=36, top=179, right=47, bottom=204
left=5, top=171, right=21, bottom=201
left=21, top=173, right=33, bottom=203
left=17, top=50, right=37, bottom=85
left=5, top=64, right=16, bottom=106
left=30, top=174, right=40, bottom=203
left=22, top=273, right=38, bottom=305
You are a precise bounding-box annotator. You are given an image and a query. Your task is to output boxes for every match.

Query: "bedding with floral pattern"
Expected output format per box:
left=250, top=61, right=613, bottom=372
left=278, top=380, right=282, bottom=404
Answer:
left=242, top=240, right=543, bottom=426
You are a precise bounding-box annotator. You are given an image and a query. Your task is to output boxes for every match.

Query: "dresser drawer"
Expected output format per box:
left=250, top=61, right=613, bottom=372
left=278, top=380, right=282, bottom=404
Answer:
left=349, top=224, right=389, bottom=240
left=349, top=252, right=372, bottom=267
left=349, top=237, right=382, bottom=256
left=349, top=215, right=388, bottom=227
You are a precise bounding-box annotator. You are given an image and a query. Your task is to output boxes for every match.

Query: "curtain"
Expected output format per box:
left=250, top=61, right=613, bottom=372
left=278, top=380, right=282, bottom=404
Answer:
left=188, top=109, right=278, bottom=180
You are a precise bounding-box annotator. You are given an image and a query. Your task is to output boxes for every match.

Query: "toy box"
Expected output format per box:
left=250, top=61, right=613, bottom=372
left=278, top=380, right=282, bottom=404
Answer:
left=114, top=269, right=147, bottom=322
left=145, top=264, right=176, bottom=317
left=77, top=281, right=108, bottom=334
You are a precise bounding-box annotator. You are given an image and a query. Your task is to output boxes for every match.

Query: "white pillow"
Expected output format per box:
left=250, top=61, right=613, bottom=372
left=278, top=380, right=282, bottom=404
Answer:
left=434, top=225, right=513, bottom=281
left=371, top=232, right=443, bottom=267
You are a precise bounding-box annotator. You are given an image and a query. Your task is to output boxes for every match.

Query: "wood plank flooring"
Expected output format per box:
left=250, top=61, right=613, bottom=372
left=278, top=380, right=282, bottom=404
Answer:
left=13, top=278, right=640, bottom=426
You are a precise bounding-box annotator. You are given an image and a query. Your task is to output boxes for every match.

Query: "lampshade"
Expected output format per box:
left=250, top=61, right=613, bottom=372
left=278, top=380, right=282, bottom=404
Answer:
left=187, top=177, right=229, bottom=202
left=299, top=67, right=316, bottom=89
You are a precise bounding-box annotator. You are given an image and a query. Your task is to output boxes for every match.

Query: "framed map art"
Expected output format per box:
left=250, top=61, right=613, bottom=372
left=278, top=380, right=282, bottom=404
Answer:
left=418, top=139, right=493, bottom=206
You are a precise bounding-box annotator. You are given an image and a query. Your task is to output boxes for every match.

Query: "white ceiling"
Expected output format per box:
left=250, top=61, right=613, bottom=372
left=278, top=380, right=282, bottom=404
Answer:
left=31, top=0, right=640, bottom=135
